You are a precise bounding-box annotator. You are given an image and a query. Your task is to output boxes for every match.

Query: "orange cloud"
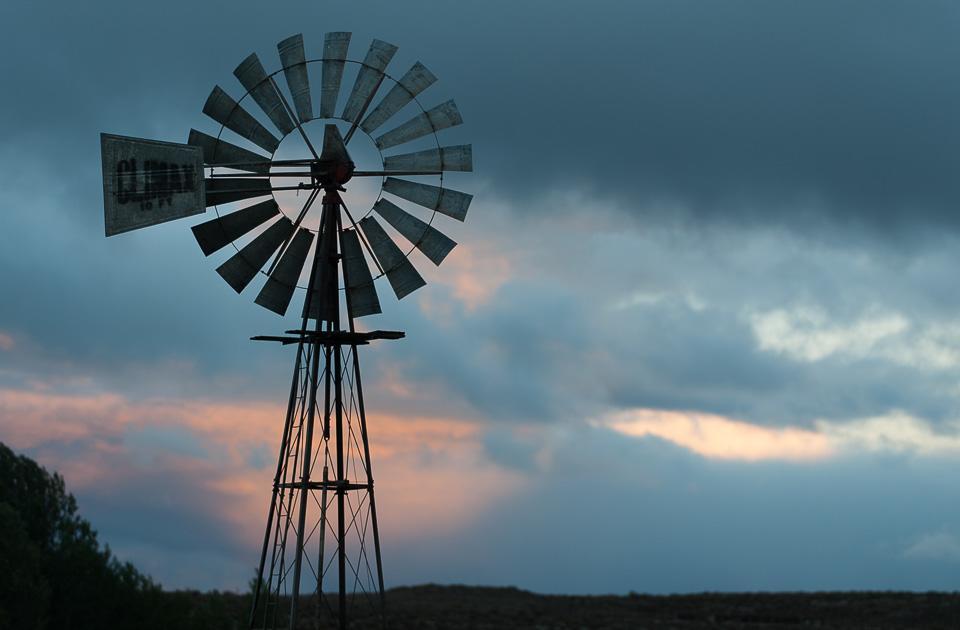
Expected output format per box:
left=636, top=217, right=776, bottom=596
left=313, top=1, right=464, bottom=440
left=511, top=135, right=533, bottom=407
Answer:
left=0, top=332, right=13, bottom=351
left=602, top=409, right=833, bottom=462
left=0, top=384, right=525, bottom=547
left=428, top=242, right=512, bottom=312
left=0, top=388, right=135, bottom=448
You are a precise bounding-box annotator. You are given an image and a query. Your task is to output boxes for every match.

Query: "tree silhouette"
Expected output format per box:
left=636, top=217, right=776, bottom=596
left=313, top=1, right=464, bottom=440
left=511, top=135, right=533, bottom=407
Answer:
left=0, top=443, right=172, bottom=628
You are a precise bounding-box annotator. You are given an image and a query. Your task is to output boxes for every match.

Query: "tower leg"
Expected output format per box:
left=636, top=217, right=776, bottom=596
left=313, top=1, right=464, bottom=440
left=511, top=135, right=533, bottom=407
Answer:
left=288, top=323, right=322, bottom=629
left=352, top=346, right=387, bottom=613
left=334, top=342, right=348, bottom=630
left=249, top=343, right=304, bottom=628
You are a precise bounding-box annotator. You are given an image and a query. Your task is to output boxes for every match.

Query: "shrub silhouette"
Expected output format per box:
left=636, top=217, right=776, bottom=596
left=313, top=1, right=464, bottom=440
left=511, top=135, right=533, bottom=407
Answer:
left=0, top=442, right=246, bottom=629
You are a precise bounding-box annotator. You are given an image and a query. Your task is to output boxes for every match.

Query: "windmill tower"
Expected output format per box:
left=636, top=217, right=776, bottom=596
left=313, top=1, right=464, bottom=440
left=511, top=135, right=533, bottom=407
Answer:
left=100, top=31, right=472, bottom=629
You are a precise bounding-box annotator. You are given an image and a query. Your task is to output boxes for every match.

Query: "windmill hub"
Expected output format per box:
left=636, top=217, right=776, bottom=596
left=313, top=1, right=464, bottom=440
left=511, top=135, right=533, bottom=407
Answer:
left=310, top=156, right=355, bottom=189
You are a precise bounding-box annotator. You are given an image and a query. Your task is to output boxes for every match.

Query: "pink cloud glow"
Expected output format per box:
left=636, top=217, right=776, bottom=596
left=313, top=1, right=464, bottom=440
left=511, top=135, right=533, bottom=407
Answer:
left=603, top=408, right=833, bottom=462
left=0, top=332, right=14, bottom=351
left=0, top=384, right=526, bottom=552
left=428, top=242, right=513, bottom=312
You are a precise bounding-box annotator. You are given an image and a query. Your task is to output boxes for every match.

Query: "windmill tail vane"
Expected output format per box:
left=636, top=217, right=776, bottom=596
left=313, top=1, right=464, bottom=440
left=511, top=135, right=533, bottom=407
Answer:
left=99, top=30, right=473, bottom=630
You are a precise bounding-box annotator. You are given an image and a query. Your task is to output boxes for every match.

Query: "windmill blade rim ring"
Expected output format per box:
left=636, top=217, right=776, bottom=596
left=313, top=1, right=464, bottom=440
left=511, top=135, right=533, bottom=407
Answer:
left=200, top=50, right=467, bottom=294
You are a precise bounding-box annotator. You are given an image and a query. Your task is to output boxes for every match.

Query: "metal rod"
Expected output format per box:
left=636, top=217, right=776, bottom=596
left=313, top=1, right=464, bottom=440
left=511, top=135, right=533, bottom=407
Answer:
left=268, top=348, right=308, bottom=630
left=248, top=343, right=304, bottom=628
left=266, top=186, right=320, bottom=276
left=269, top=75, right=321, bottom=162
left=209, top=170, right=326, bottom=178
left=334, top=342, right=347, bottom=629
left=344, top=64, right=390, bottom=147
left=205, top=168, right=442, bottom=178
left=329, top=205, right=348, bottom=630
left=353, top=170, right=441, bottom=177
left=318, top=463, right=329, bottom=598
left=352, top=345, right=387, bottom=622
left=323, top=344, right=333, bottom=440
left=287, top=332, right=320, bottom=629
left=288, top=204, right=330, bottom=629
left=339, top=198, right=385, bottom=276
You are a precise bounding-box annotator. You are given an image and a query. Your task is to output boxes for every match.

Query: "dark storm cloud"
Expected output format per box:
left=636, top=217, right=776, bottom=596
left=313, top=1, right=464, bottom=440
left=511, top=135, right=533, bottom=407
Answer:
left=5, top=1, right=960, bottom=237
left=455, top=1, right=960, bottom=237
left=3, top=0, right=957, bottom=390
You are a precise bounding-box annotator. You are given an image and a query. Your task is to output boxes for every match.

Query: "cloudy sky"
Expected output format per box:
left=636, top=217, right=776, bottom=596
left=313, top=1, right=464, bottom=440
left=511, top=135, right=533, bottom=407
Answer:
left=4, top=0, right=960, bottom=594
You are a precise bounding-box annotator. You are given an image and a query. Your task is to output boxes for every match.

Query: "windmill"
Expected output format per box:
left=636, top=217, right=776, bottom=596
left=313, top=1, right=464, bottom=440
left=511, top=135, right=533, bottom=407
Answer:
left=100, top=31, right=472, bottom=629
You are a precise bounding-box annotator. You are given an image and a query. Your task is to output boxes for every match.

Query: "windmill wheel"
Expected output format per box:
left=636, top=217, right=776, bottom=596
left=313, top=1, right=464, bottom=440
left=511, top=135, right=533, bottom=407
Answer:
left=188, top=32, right=473, bottom=320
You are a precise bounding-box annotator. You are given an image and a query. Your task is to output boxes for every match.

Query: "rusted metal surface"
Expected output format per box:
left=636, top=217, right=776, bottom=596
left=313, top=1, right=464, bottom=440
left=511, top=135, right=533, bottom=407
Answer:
left=320, top=32, right=351, bottom=118
left=234, top=53, right=296, bottom=136
left=191, top=199, right=280, bottom=256
left=187, top=129, right=271, bottom=174
left=384, top=144, right=472, bottom=172
left=382, top=177, right=472, bottom=221
left=358, top=215, right=425, bottom=299
left=204, top=177, right=273, bottom=206
left=341, top=39, right=398, bottom=124
left=203, top=86, right=281, bottom=154
left=255, top=227, right=314, bottom=315
left=340, top=228, right=382, bottom=318
left=277, top=34, right=313, bottom=123
left=101, top=133, right=205, bottom=236
left=360, top=62, right=437, bottom=134
left=372, top=199, right=456, bottom=265
left=375, top=100, right=462, bottom=150
left=216, top=216, right=294, bottom=293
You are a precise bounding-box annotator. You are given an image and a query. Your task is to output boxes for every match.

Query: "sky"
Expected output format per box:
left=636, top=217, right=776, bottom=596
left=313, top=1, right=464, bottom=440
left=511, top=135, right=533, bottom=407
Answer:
left=4, top=0, right=960, bottom=594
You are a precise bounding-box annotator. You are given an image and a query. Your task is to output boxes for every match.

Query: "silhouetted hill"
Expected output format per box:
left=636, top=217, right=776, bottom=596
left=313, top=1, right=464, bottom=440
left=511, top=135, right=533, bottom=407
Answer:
left=55, top=584, right=958, bottom=629
left=349, top=585, right=960, bottom=628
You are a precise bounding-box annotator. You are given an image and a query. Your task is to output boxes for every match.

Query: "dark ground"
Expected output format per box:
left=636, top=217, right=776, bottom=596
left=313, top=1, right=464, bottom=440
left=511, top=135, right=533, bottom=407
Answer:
left=231, top=584, right=960, bottom=629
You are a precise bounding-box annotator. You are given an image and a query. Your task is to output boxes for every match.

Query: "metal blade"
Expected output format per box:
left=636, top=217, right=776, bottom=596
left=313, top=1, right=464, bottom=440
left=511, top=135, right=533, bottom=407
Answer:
left=372, top=199, right=456, bottom=265
left=302, top=219, right=338, bottom=321
left=320, top=32, right=351, bottom=118
left=216, top=216, right=294, bottom=293
left=205, top=177, right=273, bottom=206
left=233, top=53, right=296, bottom=136
left=321, top=124, right=350, bottom=163
left=358, top=216, right=425, bottom=299
left=340, top=228, right=382, bottom=318
left=382, top=177, right=472, bottom=222
left=192, top=199, right=280, bottom=256
left=277, top=34, right=313, bottom=122
left=255, top=227, right=314, bottom=315
left=340, top=39, right=398, bottom=124
left=203, top=86, right=281, bottom=154
left=383, top=145, right=472, bottom=172
left=375, top=100, right=462, bottom=150
left=188, top=129, right=271, bottom=174
left=359, top=62, right=437, bottom=135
